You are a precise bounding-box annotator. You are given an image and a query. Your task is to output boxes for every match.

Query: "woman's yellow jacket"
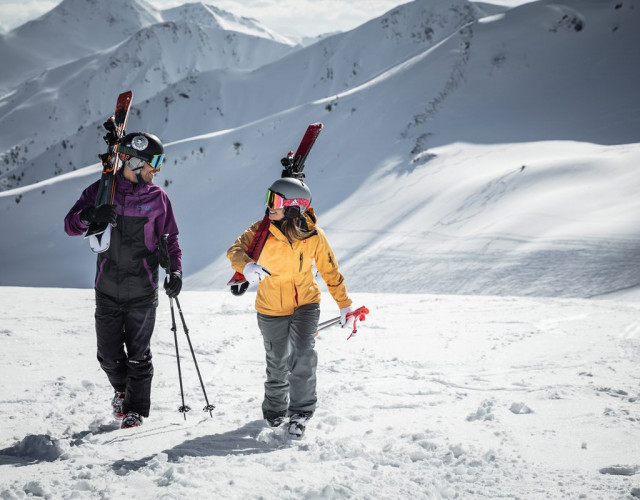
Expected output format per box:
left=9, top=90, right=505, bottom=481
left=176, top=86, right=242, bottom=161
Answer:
left=227, top=208, right=352, bottom=316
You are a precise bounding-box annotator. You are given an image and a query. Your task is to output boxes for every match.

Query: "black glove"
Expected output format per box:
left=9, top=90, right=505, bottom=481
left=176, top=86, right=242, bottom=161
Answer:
left=81, top=204, right=117, bottom=225
left=164, top=271, right=183, bottom=298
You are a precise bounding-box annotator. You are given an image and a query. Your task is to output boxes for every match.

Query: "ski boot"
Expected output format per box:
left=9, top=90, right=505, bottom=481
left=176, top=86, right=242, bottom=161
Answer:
left=121, top=412, right=143, bottom=429
left=111, top=391, right=125, bottom=419
left=264, top=411, right=286, bottom=428
left=288, top=411, right=313, bottom=437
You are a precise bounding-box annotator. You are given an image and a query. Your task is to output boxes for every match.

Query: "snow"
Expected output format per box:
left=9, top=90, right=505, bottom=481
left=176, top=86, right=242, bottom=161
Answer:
left=1, top=0, right=640, bottom=496
left=1, top=287, right=639, bottom=498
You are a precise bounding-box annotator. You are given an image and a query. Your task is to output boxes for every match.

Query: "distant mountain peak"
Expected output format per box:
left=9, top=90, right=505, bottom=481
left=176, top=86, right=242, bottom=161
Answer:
left=162, top=2, right=294, bottom=44
left=56, top=0, right=156, bottom=11
left=52, top=0, right=160, bottom=21
left=28, top=0, right=161, bottom=41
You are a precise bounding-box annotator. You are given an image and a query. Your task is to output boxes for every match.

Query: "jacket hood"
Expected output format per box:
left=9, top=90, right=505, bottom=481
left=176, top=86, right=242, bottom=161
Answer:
left=304, top=207, right=317, bottom=230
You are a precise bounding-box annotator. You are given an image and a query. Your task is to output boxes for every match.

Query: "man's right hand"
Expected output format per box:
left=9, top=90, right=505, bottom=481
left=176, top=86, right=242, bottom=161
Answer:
left=81, top=204, right=117, bottom=225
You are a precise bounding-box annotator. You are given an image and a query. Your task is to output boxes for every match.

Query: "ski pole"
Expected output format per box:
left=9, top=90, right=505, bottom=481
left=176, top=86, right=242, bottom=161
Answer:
left=159, top=234, right=215, bottom=418
left=169, top=296, right=190, bottom=419
left=173, top=296, right=215, bottom=417
left=316, top=306, right=370, bottom=339
left=317, top=317, right=341, bottom=330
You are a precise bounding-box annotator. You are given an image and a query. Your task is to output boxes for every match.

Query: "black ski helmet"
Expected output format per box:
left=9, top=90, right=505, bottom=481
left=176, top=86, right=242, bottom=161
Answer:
left=118, top=132, right=165, bottom=171
left=266, top=177, right=312, bottom=218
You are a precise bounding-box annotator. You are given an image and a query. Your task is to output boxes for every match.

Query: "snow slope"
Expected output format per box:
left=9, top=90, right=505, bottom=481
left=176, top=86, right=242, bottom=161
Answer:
left=0, top=287, right=639, bottom=498
left=1, top=0, right=638, bottom=299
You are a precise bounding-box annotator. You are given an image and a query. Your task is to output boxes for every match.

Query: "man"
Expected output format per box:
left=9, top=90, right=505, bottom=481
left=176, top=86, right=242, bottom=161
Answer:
left=64, top=131, right=182, bottom=429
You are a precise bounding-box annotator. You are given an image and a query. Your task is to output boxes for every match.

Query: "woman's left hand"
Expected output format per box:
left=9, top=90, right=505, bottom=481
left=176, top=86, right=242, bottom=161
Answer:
left=339, top=306, right=353, bottom=327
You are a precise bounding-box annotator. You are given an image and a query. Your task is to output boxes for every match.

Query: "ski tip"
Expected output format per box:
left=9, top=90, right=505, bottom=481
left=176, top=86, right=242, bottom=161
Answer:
left=227, top=275, right=247, bottom=286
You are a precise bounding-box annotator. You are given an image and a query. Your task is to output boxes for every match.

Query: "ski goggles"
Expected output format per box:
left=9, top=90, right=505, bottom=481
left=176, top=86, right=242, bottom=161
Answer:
left=265, top=189, right=310, bottom=211
left=119, top=147, right=165, bottom=171
left=125, top=154, right=165, bottom=172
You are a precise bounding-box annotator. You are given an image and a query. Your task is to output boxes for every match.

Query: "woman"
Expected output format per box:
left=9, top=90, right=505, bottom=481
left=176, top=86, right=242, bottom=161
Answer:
left=227, top=177, right=353, bottom=437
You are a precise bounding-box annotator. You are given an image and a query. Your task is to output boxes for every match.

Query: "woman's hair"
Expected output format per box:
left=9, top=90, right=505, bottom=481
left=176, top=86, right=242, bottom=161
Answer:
left=280, top=217, right=314, bottom=242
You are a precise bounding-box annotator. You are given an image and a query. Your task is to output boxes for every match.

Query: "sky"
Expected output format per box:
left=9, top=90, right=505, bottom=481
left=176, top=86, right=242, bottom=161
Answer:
left=0, top=0, right=412, bottom=37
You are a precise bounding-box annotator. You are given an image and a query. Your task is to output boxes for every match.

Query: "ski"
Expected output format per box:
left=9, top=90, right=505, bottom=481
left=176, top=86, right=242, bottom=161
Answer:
left=228, top=123, right=323, bottom=295
left=280, top=122, right=323, bottom=179
left=228, top=215, right=271, bottom=295
left=84, top=90, right=133, bottom=253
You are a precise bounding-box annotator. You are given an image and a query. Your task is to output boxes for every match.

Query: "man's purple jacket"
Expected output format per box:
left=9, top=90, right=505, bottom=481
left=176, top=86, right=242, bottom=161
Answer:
left=65, top=171, right=182, bottom=308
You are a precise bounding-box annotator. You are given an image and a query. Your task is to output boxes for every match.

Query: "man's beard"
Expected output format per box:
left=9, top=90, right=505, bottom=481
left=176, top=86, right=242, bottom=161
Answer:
left=136, top=171, right=154, bottom=185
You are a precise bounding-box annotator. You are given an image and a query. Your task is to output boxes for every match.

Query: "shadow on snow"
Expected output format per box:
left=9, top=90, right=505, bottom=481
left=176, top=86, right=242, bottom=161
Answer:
left=111, top=420, right=285, bottom=473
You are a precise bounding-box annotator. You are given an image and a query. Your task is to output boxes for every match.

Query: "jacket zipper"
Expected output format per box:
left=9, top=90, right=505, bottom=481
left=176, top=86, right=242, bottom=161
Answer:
left=299, top=253, right=303, bottom=272
left=328, top=252, right=335, bottom=268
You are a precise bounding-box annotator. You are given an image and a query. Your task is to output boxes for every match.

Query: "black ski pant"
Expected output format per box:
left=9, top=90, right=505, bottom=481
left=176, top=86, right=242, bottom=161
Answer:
left=95, top=305, right=156, bottom=417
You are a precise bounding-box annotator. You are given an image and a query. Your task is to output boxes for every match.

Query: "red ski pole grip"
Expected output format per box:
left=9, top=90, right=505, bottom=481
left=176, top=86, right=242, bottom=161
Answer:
left=346, top=306, right=370, bottom=340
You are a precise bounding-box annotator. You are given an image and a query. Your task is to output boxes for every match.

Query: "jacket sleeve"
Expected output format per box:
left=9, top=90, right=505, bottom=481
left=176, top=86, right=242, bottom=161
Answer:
left=161, top=194, right=182, bottom=273
left=64, top=181, right=99, bottom=236
left=314, top=227, right=352, bottom=309
left=227, top=221, right=261, bottom=273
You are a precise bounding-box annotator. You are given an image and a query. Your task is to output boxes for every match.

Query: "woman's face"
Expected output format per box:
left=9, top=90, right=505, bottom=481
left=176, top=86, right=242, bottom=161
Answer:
left=268, top=207, right=285, bottom=221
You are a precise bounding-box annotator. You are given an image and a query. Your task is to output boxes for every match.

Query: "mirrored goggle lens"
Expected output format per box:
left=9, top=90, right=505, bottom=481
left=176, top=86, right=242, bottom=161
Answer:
left=266, top=190, right=310, bottom=211
left=149, top=154, right=164, bottom=170
left=266, top=190, right=286, bottom=209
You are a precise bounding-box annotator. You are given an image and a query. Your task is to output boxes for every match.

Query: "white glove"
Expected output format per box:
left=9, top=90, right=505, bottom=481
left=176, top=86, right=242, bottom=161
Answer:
left=339, top=306, right=353, bottom=328
left=243, top=262, right=271, bottom=284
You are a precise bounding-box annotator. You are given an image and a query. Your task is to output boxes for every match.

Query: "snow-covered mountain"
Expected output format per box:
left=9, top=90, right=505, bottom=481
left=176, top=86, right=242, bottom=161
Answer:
left=100, top=0, right=487, bottom=160
left=0, top=0, right=293, bottom=92
left=0, top=0, right=297, bottom=190
left=0, top=0, right=161, bottom=91
left=0, top=0, right=639, bottom=300
left=0, top=0, right=479, bottom=191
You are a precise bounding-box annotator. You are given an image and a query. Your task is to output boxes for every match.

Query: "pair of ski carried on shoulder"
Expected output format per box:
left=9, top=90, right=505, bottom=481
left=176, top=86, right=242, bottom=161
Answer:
left=84, top=90, right=133, bottom=254
left=227, top=122, right=323, bottom=296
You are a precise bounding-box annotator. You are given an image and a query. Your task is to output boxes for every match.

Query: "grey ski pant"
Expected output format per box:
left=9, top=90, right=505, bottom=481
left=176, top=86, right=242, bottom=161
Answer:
left=257, top=303, right=320, bottom=418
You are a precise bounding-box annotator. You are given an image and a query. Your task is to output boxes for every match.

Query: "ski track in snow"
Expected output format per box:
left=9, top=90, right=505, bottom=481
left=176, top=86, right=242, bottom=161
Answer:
left=0, top=287, right=639, bottom=498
